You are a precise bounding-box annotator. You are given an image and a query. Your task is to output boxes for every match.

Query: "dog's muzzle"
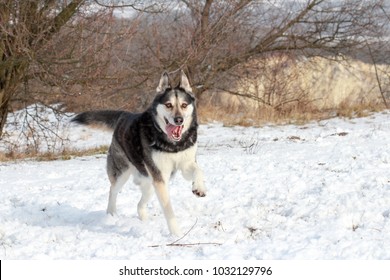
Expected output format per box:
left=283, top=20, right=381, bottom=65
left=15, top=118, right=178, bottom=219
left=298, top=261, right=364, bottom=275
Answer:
left=164, top=117, right=184, bottom=141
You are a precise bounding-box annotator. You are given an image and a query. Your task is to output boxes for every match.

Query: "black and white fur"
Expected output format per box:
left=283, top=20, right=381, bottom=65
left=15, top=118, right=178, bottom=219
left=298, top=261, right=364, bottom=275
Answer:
left=72, top=71, right=206, bottom=236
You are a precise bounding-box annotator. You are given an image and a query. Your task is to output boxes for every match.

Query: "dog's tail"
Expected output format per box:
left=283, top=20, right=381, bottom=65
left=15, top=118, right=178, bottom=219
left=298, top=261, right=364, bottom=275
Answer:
left=71, top=110, right=127, bottom=131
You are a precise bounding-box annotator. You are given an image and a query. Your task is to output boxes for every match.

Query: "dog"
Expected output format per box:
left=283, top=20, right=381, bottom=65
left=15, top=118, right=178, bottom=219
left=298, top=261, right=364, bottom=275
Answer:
left=72, top=71, right=206, bottom=236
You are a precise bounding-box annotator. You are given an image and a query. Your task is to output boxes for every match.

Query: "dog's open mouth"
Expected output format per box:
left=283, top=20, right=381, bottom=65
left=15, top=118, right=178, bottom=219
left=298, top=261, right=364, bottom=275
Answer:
left=164, top=118, right=183, bottom=141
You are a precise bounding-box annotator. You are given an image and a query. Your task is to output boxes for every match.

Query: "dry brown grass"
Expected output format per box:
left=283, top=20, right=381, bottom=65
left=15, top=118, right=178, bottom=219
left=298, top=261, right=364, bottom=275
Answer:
left=335, top=100, right=386, bottom=118
left=0, top=145, right=109, bottom=162
left=197, top=56, right=389, bottom=126
left=198, top=98, right=384, bottom=127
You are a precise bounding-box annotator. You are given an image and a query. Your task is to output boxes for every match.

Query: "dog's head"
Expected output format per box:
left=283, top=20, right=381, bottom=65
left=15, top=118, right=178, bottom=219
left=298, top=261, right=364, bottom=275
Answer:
left=153, top=71, right=196, bottom=142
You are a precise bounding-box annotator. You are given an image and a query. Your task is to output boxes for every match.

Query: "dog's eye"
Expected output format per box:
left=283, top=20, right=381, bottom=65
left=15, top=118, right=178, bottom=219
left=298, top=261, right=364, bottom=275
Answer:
left=165, top=103, right=173, bottom=109
left=181, top=103, right=188, bottom=109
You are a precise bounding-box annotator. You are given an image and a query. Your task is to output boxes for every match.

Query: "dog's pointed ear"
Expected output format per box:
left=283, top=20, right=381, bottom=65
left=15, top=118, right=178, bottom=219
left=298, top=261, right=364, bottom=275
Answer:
left=156, top=72, right=171, bottom=92
left=179, top=70, right=192, bottom=92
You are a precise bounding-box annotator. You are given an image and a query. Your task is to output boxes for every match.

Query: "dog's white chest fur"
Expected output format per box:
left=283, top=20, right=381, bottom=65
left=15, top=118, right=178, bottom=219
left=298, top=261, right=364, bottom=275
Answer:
left=152, top=144, right=198, bottom=177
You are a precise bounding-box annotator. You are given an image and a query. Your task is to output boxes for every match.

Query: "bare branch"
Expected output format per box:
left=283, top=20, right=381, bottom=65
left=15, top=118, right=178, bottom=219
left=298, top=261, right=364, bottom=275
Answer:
left=93, top=0, right=166, bottom=13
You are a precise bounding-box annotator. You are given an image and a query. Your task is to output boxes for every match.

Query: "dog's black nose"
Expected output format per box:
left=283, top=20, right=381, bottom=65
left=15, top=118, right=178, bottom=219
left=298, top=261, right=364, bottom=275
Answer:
left=174, top=116, right=183, bottom=125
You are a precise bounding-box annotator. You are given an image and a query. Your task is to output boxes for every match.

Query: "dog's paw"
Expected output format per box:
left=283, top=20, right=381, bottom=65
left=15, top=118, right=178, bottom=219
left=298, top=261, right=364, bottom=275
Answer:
left=137, top=206, right=148, bottom=221
left=170, top=228, right=183, bottom=237
left=192, top=182, right=206, bottom=197
left=106, top=208, right=117, bottom=216
left=168, top=220, right=183, bottom=237
left=192, top=189, right=206, bottom=197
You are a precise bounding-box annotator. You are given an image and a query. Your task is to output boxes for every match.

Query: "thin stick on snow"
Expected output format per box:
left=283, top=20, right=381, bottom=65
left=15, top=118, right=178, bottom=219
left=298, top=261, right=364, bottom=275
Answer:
left=149, top=219, right=222, bottom=247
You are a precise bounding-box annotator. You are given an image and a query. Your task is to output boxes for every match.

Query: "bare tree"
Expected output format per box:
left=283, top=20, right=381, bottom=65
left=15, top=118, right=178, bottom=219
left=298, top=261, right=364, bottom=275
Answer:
left=0, top=0, right=85, bottom=137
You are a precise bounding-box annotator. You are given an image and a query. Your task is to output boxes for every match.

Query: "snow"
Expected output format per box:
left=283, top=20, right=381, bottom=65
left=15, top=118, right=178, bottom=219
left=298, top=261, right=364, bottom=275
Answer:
left=1, top=107, right=390, bottom=260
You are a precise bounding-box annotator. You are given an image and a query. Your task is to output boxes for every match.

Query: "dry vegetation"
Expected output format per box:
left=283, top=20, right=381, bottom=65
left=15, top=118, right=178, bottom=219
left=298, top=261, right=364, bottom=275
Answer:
left=0, top=145, right=108, bottom=162
left=200, top=55, right=390, bottom=126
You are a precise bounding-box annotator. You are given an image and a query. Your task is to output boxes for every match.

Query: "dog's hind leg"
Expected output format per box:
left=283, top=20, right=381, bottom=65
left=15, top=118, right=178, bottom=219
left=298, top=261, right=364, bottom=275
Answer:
left=134, top=176, right=154, bottom=221
left=107, top=169, right=131, bottom=215
left=106, top=149, right=131, bottom=216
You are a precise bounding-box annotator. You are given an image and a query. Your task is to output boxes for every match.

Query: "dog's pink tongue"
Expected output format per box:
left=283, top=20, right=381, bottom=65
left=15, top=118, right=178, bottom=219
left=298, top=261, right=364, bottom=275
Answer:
left=166, top=123, right=183, bottom=141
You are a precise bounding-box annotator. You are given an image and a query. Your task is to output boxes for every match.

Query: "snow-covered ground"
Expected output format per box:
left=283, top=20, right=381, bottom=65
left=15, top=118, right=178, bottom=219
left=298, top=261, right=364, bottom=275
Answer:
left=1, top=107, right=390, bottom=259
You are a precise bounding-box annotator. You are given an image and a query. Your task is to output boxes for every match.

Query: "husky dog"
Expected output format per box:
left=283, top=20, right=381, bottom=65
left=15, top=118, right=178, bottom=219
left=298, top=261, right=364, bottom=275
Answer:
left=72, top=71, right=206, bottom=236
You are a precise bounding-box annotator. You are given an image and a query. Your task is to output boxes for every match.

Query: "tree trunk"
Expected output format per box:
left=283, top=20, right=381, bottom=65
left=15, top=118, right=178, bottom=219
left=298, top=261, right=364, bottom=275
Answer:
left=0, top=95, right=10, bottom=138
left=0, top=59, right=28, bottom=138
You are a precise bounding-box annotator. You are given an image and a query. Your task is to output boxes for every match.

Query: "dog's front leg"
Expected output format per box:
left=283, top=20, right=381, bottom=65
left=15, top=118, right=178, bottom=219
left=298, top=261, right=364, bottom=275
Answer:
left=191, top=163, right=206, bottom=197
left=182, top=162, right=206, bottom=197
left=153, top=179, right=182, bottom=236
